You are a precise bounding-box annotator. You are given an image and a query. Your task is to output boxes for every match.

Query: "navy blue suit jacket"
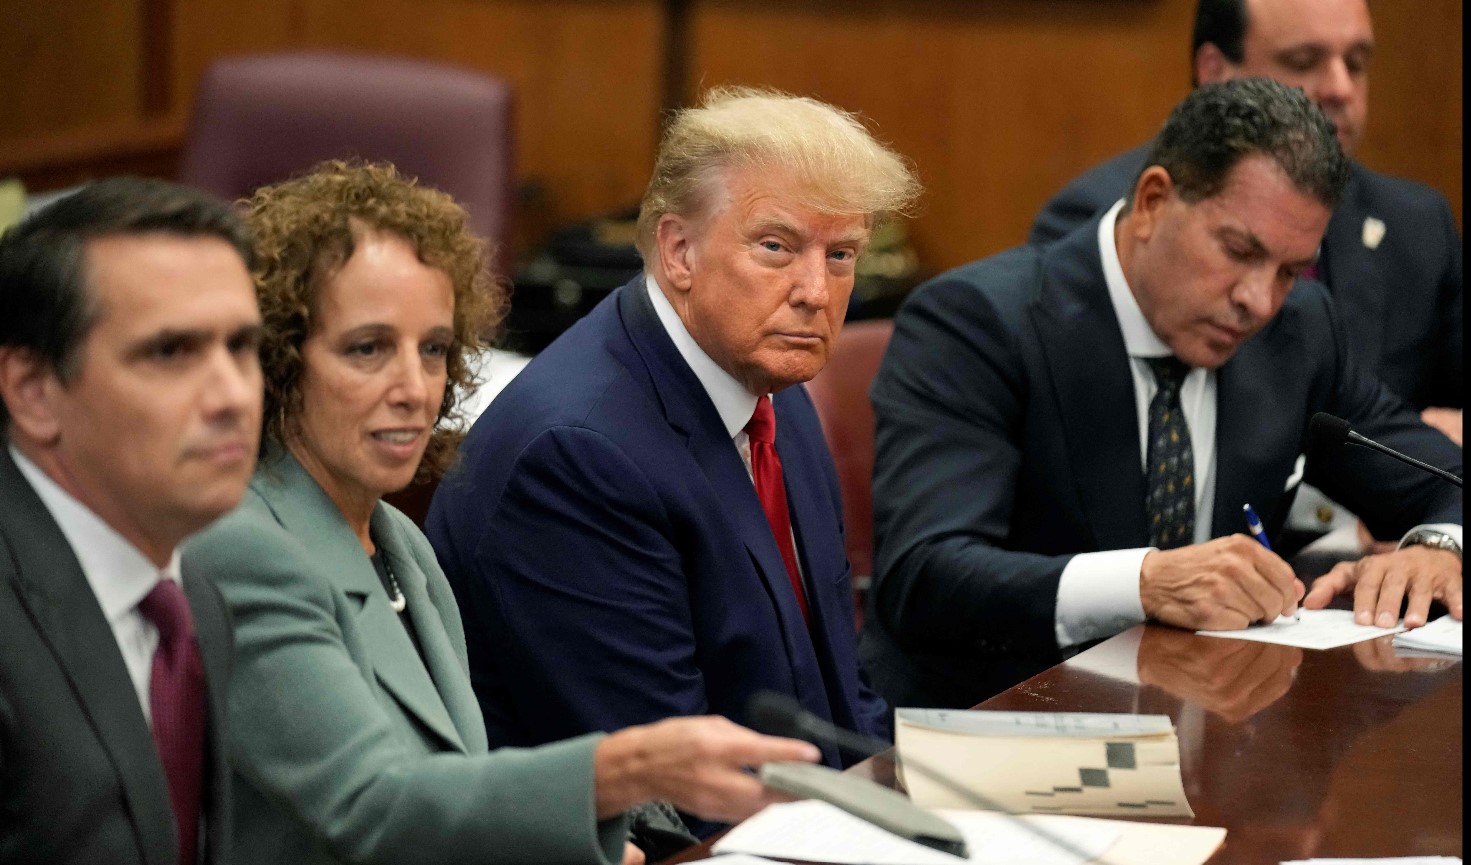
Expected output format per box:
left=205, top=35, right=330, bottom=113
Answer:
left=1029, top=145, right=1463, bottom=411
left=427, top=278, right=887, bottom=769
left=861, top=217, right=1464, bottom=709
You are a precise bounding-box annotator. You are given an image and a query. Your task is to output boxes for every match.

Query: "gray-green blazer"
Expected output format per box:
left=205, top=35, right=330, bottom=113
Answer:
left=185, top=451, right=626, bottom=864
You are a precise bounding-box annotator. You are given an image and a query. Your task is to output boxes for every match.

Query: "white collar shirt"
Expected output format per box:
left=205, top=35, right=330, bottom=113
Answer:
left=10, top=445, right=182, bottom=726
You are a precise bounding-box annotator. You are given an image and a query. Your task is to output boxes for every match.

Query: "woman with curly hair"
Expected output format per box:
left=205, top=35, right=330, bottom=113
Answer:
left=184, top=160, right=816, bottom=865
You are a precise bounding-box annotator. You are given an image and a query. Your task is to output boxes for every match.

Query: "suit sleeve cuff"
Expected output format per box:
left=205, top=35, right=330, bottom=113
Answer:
left=1055, top=548, right=1150, bottom=648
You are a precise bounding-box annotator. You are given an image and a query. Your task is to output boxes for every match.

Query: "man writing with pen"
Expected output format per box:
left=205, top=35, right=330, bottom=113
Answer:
left=859, top=78, right=1464, bottom=710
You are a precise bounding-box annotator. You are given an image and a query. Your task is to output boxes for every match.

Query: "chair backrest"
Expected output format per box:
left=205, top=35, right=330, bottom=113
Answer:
left=178, top=52, right=515, bottom=273
left=804, top=319, right=894, bottom=606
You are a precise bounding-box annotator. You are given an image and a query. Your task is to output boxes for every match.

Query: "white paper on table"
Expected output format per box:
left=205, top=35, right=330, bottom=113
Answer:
left=712, top=800, right=1118, bottom=865
left=1196, top=608, right=1403, bottom=649
left=1391, top=615, right=1462, bottom=656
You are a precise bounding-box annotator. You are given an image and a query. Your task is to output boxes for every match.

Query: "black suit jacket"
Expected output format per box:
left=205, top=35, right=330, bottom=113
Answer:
left=0, top=449, right=232, bottom=865
left=861, top=217, right=1463, bottom=708
left=1029, top=145, right=1462, bottom=410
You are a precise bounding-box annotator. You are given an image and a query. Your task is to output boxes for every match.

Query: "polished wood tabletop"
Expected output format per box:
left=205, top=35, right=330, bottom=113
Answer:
left=668, top=623, right=1462, bottom=863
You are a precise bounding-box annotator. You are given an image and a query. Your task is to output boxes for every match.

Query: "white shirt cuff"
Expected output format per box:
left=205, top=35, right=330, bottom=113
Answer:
left=1054, top=548, right=1150, bottom=649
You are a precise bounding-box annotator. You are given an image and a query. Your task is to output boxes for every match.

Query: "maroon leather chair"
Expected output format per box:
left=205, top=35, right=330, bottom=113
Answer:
left=804, top=319, right=894, bottom=628
left=180, top=53, right=515, bottom=527
left=178, top=52, right=515, bottom=274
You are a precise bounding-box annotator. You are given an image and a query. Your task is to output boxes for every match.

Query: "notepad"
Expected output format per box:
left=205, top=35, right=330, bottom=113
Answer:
left=1391, top=615, right=1462, bottom=656
left=894, top=709, right=1194, bottom=818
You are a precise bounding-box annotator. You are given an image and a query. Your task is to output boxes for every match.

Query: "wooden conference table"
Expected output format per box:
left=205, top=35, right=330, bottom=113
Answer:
left=669, top=619, right=1462, bottom=863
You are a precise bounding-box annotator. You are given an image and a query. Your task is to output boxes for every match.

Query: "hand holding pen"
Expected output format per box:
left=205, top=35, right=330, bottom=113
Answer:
left=1244, top=503, right=1300, bottom=622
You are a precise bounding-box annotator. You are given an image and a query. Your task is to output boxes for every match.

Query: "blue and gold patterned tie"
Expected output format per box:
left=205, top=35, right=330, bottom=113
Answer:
left=1144, top=357, right=1195, bottom=549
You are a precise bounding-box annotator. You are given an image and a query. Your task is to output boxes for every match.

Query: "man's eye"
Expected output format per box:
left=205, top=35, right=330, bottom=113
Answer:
left=150, top=339, right=192, bottom=361
left=760, top=240, right=785, bottom=253
left=830, top=249, right=855, bottom=262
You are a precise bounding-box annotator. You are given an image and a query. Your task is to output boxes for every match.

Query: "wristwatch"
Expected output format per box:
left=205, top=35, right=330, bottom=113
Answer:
left=1398, top=528, right=1462, bottom=559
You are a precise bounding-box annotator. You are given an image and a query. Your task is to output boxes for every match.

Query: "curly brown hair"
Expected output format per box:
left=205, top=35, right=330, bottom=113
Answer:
left=244, top=159, right=505, bottom=482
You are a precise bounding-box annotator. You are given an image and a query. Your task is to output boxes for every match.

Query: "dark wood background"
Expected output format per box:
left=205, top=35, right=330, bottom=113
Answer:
left=1, top=0, right=1460, bottom=273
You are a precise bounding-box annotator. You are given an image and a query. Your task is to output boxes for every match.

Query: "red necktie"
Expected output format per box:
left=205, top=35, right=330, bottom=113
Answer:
left=139, top=579, right=206, bottom=865
left=745, top=396, right=810, bottom=624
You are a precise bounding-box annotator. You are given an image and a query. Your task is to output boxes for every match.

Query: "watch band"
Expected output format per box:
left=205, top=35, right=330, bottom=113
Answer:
left=1398, top=528, right=1462, bottom=559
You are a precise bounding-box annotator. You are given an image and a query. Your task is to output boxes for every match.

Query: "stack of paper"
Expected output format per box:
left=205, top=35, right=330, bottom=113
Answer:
left=1391, top=615, right=1462, bottom=656
left=713, top=799, right=1227, bottom=865
left=894, top=709, right=1194, bottom=818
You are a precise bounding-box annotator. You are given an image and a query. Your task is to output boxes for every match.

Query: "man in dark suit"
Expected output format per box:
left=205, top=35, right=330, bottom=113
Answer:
left=1031, top=0, right=1462, bottom=444
left=427, top=88, right=919, bottom=813
left=863, top=79, right=1462, bottom=709
left=0, top=178, right=263, bottom=864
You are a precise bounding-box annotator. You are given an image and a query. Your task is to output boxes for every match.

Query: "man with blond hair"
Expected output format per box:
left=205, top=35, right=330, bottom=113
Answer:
left=428, top=89, right=919, bottom=820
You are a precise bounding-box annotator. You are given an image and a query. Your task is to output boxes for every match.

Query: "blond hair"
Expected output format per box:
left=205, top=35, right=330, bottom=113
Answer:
left=635, top=86, right=921, bottom=258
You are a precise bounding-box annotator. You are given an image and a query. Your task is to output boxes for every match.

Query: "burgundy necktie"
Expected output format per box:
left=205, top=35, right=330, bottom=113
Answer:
left=139, top=579, right=206, bottom=865
left=745, top=396, right=810, bottom=624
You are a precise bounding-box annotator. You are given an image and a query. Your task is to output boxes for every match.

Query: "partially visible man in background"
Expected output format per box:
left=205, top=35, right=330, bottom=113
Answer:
left=1031, top=0, right=1461, bottom=459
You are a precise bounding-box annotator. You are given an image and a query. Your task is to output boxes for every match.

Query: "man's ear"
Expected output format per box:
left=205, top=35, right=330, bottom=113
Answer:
left=1194, top=42, right=1232, bottom=86
left=1128, top=166, right=1176, bottom=242
left=0, top=347, right=64, bottom=447
left=654, top=212, right=697, bottom=293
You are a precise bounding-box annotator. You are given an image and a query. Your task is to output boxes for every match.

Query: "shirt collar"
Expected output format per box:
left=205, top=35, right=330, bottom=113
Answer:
left=1098, top=199, right=1174, bottom=359
left=645, top=274, right=761, bottom=439
left=9, top=445, right=181, bottom=624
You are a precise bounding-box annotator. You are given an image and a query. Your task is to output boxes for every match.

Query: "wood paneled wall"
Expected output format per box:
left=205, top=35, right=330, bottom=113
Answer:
left=1, top=0, right=1460, bottom=273
left=0, top=0, right=144, bottom=135
left=688, top=0, right=1462, bottom=268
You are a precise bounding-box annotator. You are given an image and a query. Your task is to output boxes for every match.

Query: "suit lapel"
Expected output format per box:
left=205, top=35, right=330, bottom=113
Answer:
left=1211, top=321, right=1312, bottom=537
left=256, top=453, right=466, bottom=753
left=1320, top=167, right=1387, bottom=364
left=1031, top=228, right=1150, bottom=549
left=371, top=509, right=482, bottom=752
left=183, top=570, right=233, bottom=865
left=772, top=390, right=850, bottom=726
left=0, top=451, right=176, bottom=865
left=618, top=282, right=819, bottom=682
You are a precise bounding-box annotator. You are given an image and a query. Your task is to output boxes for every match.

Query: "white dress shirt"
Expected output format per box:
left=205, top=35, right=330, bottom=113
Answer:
left=646, top=274, right=760, bottom=466
left=11, top=446, right=182, bottom=726
left=1053, top=200, right=1461, bottom=649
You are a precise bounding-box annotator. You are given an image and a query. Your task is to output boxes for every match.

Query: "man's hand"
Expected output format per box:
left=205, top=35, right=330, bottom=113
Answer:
left=1303, top=545, right=1462, bottom=628
left=593, top=715, right=820, bottom=822
left=1141, top=535, right=1304, bottom=630
left=1420, top=406, right=1462, bottom=446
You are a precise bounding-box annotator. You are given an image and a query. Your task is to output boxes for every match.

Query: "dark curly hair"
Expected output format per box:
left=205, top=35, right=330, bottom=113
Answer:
left=244, top=160, right=505, bottom=482
left=1135, top=77, right=1349, bottom=211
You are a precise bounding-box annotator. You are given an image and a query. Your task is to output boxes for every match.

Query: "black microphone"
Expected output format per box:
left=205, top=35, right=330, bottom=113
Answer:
left=1308, top=412, right=1462, bottom=487
left=747, top=691, right=1120, bottom=864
